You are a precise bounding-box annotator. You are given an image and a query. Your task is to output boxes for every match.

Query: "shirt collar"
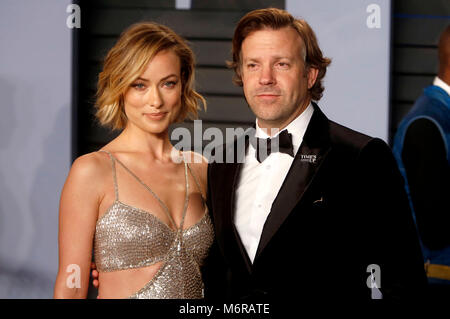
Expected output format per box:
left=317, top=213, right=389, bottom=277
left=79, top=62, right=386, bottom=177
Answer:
left=254, top=102, right=314, bottom=155
left=433, top=77, right=450, bottom=96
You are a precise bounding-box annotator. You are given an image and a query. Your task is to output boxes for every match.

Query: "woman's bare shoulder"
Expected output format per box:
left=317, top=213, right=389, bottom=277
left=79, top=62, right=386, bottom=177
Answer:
left=59, top=151, right=113, bottom=217
left=68, top=151, right=112, bottom=185
left=183, top=151, right=208, bottom=169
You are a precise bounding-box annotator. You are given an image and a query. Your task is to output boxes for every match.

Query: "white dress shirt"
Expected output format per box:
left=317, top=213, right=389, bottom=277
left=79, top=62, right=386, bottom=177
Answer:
left=433, top=76, right=450, bottom=96
left=234, top=103, right=314, bottom=263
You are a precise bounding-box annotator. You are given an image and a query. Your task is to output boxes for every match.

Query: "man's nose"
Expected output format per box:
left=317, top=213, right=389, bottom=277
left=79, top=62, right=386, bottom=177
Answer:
left=259, top=65, right=275, bottom=85
left=146, top=85, right=163, bottom=108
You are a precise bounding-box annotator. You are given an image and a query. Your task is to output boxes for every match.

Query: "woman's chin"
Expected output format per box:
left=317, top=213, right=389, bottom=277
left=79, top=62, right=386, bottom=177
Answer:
left=146, top=123, right=171, bottom=135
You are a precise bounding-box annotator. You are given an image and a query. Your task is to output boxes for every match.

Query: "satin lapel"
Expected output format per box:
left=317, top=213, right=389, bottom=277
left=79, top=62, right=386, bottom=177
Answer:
left=214, top=132, right=253, bottom=275
left=254, top=104, right=331, bottom=260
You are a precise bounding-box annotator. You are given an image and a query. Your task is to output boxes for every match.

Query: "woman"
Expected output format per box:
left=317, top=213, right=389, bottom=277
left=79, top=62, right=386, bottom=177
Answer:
left=53, top=22, right=213, bottom=299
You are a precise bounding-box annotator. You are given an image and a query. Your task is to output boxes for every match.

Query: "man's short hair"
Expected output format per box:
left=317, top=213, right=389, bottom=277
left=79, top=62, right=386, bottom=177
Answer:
left=228, top=8, right=331, bottom=101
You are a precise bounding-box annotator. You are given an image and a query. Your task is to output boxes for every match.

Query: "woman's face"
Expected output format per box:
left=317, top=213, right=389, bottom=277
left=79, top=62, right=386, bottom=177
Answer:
left=123, top=49, right=182, bottom=135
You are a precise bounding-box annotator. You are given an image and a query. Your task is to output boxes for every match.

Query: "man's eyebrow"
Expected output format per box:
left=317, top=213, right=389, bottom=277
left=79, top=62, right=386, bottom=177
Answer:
left=275, top=56, right=292, bottom=60
left=243, top=56, right=293, bottom=62
left=242, top=58, right=260, bottom=64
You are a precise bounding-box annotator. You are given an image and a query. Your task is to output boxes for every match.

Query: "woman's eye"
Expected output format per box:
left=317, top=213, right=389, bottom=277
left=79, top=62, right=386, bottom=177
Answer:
left=247, top=63, right=257, bottom=69
left=163, top=81, right=177, bottom=88
left=132, top=83, right=146, bottom=90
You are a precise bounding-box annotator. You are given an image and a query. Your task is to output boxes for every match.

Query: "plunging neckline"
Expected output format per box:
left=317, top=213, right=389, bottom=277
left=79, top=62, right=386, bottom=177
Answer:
left=100, top=150, right=190, bottom=231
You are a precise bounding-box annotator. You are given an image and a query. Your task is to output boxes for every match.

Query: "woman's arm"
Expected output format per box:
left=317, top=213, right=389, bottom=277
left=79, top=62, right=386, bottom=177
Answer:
left=53, top=154, right=104, bottom=298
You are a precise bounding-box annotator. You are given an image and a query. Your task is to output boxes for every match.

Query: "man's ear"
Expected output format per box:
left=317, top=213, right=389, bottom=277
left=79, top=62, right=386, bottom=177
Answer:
left=307, top=66, right=319, bottom=89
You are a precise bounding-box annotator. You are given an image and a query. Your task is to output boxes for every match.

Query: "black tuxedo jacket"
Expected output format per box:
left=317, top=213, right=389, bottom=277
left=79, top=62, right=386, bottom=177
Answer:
left=202, top=103, right=427, bottom=305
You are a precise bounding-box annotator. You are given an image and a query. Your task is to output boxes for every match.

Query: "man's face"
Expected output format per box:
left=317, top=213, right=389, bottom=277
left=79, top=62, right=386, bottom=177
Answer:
left=240, top=27, right=318, bottom=132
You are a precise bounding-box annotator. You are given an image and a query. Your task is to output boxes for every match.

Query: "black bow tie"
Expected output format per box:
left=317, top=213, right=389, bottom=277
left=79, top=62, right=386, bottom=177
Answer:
left=253, top=129, right=294, bottom=163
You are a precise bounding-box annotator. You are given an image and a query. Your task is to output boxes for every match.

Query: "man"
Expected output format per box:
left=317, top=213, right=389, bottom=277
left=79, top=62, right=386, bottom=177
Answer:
left=393, top=26, right=450, bottom=289
left=202, top=8, right=427, bottom=305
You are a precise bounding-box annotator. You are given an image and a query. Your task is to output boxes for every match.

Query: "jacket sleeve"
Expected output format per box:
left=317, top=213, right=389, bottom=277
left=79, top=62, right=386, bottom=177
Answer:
left=402, top=118, right=450, bottom=249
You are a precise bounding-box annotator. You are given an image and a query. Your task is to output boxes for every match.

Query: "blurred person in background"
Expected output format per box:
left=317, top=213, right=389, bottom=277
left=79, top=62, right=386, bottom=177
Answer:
left=393, top=25, right=450, bottom=298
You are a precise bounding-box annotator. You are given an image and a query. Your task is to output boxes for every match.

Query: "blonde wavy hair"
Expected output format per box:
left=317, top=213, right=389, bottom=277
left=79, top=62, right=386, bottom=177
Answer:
left=95, top=22, right=206, bottom=130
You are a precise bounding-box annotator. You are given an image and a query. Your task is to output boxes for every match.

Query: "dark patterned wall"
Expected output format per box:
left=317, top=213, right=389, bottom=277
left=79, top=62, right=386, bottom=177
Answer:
left=74, top=0, right=284, bottom=158
left=73, top=0, right=450, bottom=159
left=391, top=0, right=449, bottom=141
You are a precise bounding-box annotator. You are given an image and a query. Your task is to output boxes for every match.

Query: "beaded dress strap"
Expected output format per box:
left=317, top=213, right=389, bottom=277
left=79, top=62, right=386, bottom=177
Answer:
left=186, top=163, right=206, bottom=204
left=178, top=162, right=189, bottom=231
left=98, top=150, right=119, bottom=200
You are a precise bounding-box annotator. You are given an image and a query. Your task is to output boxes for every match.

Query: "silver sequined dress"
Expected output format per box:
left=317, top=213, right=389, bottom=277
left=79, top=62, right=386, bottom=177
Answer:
left=94, top=150, right=214, bottom=299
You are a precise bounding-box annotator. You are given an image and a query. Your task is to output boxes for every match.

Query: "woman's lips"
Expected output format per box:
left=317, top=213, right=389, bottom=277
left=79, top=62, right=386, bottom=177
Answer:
left=144, top=112, right=167, bottom=120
